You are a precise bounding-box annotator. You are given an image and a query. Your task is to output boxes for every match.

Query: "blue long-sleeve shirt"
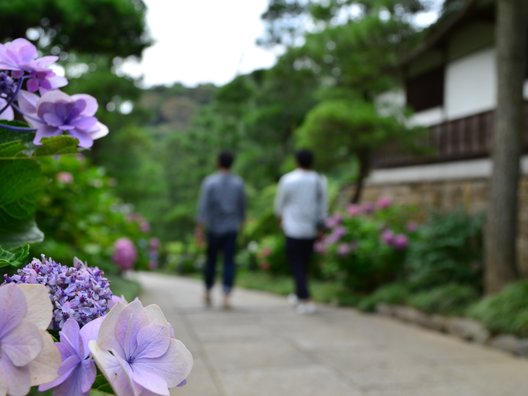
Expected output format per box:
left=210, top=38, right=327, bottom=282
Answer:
left=196, top=172, right=246, bottom=234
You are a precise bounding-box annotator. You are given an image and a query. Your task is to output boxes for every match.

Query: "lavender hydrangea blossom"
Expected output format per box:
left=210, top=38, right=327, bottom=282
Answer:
left=3, top=256, right=113, bottom=330
left=90, top=299, right=193, bottom=396
left=0, top=38, right=67, bottom=93
left=17, top=89, right=109, bottom=148
left=39, top=317, right=103, bottom=396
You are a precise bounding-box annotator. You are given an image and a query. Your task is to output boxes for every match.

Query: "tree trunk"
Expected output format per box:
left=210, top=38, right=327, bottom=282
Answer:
left=485, top=0, right=527, bottom=294
left=351, top=150, right=370, bottom=203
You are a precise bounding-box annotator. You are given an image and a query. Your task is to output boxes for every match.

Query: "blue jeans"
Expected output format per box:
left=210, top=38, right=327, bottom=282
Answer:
left=204, top=231, right=237, bottom=294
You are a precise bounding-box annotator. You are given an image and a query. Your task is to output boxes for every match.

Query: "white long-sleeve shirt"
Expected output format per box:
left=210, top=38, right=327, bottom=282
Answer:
left=274, top=169, right=328, bottom=239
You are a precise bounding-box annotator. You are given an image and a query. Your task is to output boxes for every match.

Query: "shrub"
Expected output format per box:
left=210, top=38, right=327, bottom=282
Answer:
left=407, top=283, right=479, bottom=315
left=405, top=208, right=484, bottom=292
left=31, top=155, right=151, bottom=274
left=164, top=240, right=203, bottom=274
left=358, top=282, right=411, bottom=312
left=468, top=281, right=528, bottom=337
left=255, top=234, right=288, bottom=275
left=317, top=199, right=417, bottom=292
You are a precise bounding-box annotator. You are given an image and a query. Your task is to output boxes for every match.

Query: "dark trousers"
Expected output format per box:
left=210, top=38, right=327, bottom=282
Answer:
left=285, top=236, right=315, bottom=300
left=204, top=231, right=237, bottom=294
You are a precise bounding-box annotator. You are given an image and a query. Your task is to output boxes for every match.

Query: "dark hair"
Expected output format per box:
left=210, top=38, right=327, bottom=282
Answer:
left=218, top=150, right=234, bottom=169
left=295, top=149, right=314, bottom=169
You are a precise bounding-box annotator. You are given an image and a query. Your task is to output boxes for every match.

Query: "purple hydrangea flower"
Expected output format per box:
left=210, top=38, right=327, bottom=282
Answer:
left=17, top=89, right=108, bottom=148
left=0, top=283, right=61, bottom=395
left=393, top=234, right=409, bottom=250
left=406, top=221, right=419, bottom=232
left=3, top=256, right=113, bottom=330
left=361, top=202, right=375, bottom=214
left=376, top=197, right=392, bottom=209
left=0, top=38, right=67, bottom=93
left=346, top=204, right=362, bottom=216
left=89, top=299, right=193, bottom=395
left=314, top=240, right=327, bottom=254
left=112, top=237, right=138, bottom=271
left=381, top=229, right=395, bottom=245
left=337, top=243, right=352, bottom=256
left=39, top=317, right=103, bottom=396
left=325, top=214, right=342, bottom=228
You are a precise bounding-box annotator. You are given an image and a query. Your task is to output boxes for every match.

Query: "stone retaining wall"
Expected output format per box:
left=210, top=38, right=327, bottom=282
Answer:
left=359, top=177, right=528, bottom=276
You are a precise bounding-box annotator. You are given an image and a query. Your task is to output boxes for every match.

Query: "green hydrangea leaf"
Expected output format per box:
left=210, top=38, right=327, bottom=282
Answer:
left=0, top=158, right=45, bottom=248
left=0, top=140, right=27, bottom=158
left=0, top=244, right=30, bottom=268
left=34, top=136, right=79, bottom=156
left=0, top=123, right=35, bottom=144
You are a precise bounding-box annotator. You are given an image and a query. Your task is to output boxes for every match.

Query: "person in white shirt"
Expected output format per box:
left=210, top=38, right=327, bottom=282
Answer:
left=274, top=149, right=328, bottom=314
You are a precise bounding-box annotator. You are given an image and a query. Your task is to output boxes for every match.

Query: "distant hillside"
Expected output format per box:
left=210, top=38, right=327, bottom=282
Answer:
left=139, top=83, right=217, bottom=131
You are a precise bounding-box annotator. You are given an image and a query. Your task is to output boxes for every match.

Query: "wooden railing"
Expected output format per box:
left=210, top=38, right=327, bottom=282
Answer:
left=372, top=104, right=528, bottom=169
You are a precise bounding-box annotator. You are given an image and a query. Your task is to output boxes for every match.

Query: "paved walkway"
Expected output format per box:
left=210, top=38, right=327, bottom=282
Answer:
left=130, top=271, right=528, bottom=396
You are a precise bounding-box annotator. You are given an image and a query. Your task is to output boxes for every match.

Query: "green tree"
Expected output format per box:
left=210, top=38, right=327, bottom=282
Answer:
left=296, top=99, right=419, bottom=202
left=0, top=0, right=150, bottom=58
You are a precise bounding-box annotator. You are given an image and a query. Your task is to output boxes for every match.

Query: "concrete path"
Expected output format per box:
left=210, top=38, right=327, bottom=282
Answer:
left=130, top=271, right=528, bottom=396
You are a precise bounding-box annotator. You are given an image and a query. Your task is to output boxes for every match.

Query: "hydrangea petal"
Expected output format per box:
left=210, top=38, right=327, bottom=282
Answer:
left=143, top=304, right=169, bottom=325
left=133, top=339, right=193, bottom=388
left=59, top=319, right=83, bottom=355
left=42, top=111, right=65, bottom=127
left=96, top=301, right=127, bottom=354
left=71, top=94, right=98, bottom=115
left=0, top=284, right=26, bottom=338
left=129, top=366, right=169, bottom=396
left=0, top=99, right=14, bottom=121
left=38, top=355, right=78, bottom=391
left=2, top=321, right=43, bottom=366
left=68, top=129, right=94, bottom=148
left=80, top=359, right=97, bottom=394
left=114, top=300, right=149, bottom=358
left=79, top=316, right=104, bottom=355
left=135, top=324, right=170, bottom=360
left=17, top=90, right=39, bottom=119
left=17, top=284, right=53, bottom=331
left=27, top=331, right=62, bottom=386
left=89, top=341, right=137, bottom=396
left=73, top=116, right=97, bottom=130
left=0, top=355, right=31, bottom=396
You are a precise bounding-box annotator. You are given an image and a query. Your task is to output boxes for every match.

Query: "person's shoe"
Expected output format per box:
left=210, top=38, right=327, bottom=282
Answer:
left=296, top=302, right=317, bottom=315
left=287, top=293, right=298, bottom=306
left=204, top=292, right=212, bottom=307
left=222, top=294, right=232, bottom=310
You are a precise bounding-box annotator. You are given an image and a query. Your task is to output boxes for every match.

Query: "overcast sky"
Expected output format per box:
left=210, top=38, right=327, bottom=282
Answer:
left=120, top=0, right=278, bottom=87
left=120, top=0, right=442, bottom=88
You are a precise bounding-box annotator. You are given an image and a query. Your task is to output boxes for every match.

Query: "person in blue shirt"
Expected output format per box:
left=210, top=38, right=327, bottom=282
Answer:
left=196, top=151, right=246, bottom=309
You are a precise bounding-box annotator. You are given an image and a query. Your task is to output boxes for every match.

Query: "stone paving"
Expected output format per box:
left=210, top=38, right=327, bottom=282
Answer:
left=130, top=271, right=528, bottom=396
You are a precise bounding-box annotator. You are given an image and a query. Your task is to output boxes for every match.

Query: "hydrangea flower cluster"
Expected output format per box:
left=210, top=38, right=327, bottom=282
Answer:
left=112, top=237, right=138, bottom=271
left=3, top=256, right=113, bottom=330
left=0, top=38, right=108, bottom=148
left=316, top=197, right=414, bottom=257
left=381, top=229, right=409, bottom=250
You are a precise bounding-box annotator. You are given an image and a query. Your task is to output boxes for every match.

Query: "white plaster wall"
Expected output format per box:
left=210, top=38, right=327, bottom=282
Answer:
left=409, top=107, right=445, bottom=127
left=367, top=155, right=528, bottom=185
left=445, top=47, right=496, bottom=119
